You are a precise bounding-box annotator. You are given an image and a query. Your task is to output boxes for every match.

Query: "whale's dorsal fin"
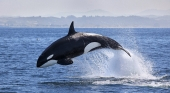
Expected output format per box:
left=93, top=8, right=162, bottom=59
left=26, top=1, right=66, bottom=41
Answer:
left=68, top=21, right=76, bottom=36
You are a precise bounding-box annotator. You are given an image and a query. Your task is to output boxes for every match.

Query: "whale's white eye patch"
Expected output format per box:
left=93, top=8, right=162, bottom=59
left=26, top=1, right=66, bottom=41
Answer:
left=47, top=54, right=54, bottom=60
left=84, top=42, right=101, bottom=53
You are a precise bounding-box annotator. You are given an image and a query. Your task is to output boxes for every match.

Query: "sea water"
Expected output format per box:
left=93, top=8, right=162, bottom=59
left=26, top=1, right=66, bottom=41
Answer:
left=0, top=28, right=169, bottom=93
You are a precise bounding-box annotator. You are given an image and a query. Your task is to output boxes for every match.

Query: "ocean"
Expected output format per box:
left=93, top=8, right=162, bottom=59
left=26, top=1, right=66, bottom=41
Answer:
left=0, top=28, right=169, bottom=93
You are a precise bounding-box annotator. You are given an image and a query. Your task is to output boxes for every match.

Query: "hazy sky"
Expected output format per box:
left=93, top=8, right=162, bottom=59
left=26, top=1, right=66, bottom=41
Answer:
left=0, top=0, right=170, bottom=17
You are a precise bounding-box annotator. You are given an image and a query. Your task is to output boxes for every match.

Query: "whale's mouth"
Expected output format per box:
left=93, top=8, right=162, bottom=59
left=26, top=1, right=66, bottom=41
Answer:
left=36, top=62, right=41, bottom=67
left=37, top=60, right=57, bottom=68
left=36, top=60, right=46, bottom=67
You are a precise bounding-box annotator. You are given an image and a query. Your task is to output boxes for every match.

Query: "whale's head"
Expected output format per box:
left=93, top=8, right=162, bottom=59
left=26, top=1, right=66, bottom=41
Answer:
left=37, top=47, right=73, bottom=68
left=37, top=50, right=57, bottom=68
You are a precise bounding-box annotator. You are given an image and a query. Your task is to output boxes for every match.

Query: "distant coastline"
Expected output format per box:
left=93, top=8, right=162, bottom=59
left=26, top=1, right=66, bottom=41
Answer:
left=0, top=15, right=170, bottom=28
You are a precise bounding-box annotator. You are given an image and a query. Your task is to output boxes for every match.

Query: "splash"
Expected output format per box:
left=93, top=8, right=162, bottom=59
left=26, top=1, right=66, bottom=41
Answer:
left=80, top=48, right=155, bottom=79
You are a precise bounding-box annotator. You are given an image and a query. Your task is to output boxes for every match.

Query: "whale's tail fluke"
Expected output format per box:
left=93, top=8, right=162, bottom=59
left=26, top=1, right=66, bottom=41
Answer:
left=118, top=46, right=131, bottom=57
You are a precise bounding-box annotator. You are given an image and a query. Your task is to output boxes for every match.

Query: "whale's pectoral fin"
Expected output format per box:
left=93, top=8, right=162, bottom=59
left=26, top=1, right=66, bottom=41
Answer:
left=57, top=58, right=73, bottom=65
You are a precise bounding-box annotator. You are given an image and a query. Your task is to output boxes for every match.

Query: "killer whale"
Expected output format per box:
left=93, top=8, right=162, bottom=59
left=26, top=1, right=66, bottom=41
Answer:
left=37, top=21, right=131, bottom=68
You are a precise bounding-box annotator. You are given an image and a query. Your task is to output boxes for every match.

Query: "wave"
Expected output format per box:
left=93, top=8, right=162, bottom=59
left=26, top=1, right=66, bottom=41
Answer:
left=92, top=78, right=170, bottom=88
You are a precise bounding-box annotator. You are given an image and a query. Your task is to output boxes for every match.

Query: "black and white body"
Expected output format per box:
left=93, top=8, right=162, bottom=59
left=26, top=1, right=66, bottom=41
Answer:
left=37, top=21, right=131, bottom=68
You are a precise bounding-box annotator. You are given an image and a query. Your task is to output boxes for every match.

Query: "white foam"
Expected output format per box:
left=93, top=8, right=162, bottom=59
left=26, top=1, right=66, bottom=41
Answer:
left=74, top=48, right=170, bottom=88
left=81, top=48, right=155, bottom=79
left=92, top=79, right=170, bottom=88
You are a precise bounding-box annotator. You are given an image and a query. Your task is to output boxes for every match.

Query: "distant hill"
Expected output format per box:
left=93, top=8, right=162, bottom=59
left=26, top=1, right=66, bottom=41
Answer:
left=137, top=9, right=170, bottom=16
left=0, top=15, right=170, bottom=28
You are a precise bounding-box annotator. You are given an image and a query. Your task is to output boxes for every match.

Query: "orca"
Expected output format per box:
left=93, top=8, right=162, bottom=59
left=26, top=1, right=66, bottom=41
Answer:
left=37, top=21, right=131, bottom=68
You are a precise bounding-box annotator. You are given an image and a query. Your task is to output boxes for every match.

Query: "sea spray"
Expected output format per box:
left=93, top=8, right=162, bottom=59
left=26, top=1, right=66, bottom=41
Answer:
left=81, top=48, right=155, bottom=79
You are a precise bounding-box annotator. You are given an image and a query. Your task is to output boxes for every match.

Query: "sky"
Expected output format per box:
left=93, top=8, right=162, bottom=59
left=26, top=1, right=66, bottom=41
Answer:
left=0, top=0, right=170, bottom=17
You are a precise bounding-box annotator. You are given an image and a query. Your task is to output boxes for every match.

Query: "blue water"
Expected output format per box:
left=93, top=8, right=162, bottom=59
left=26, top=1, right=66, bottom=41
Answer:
left=0, top=28, right=170, bottom=93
